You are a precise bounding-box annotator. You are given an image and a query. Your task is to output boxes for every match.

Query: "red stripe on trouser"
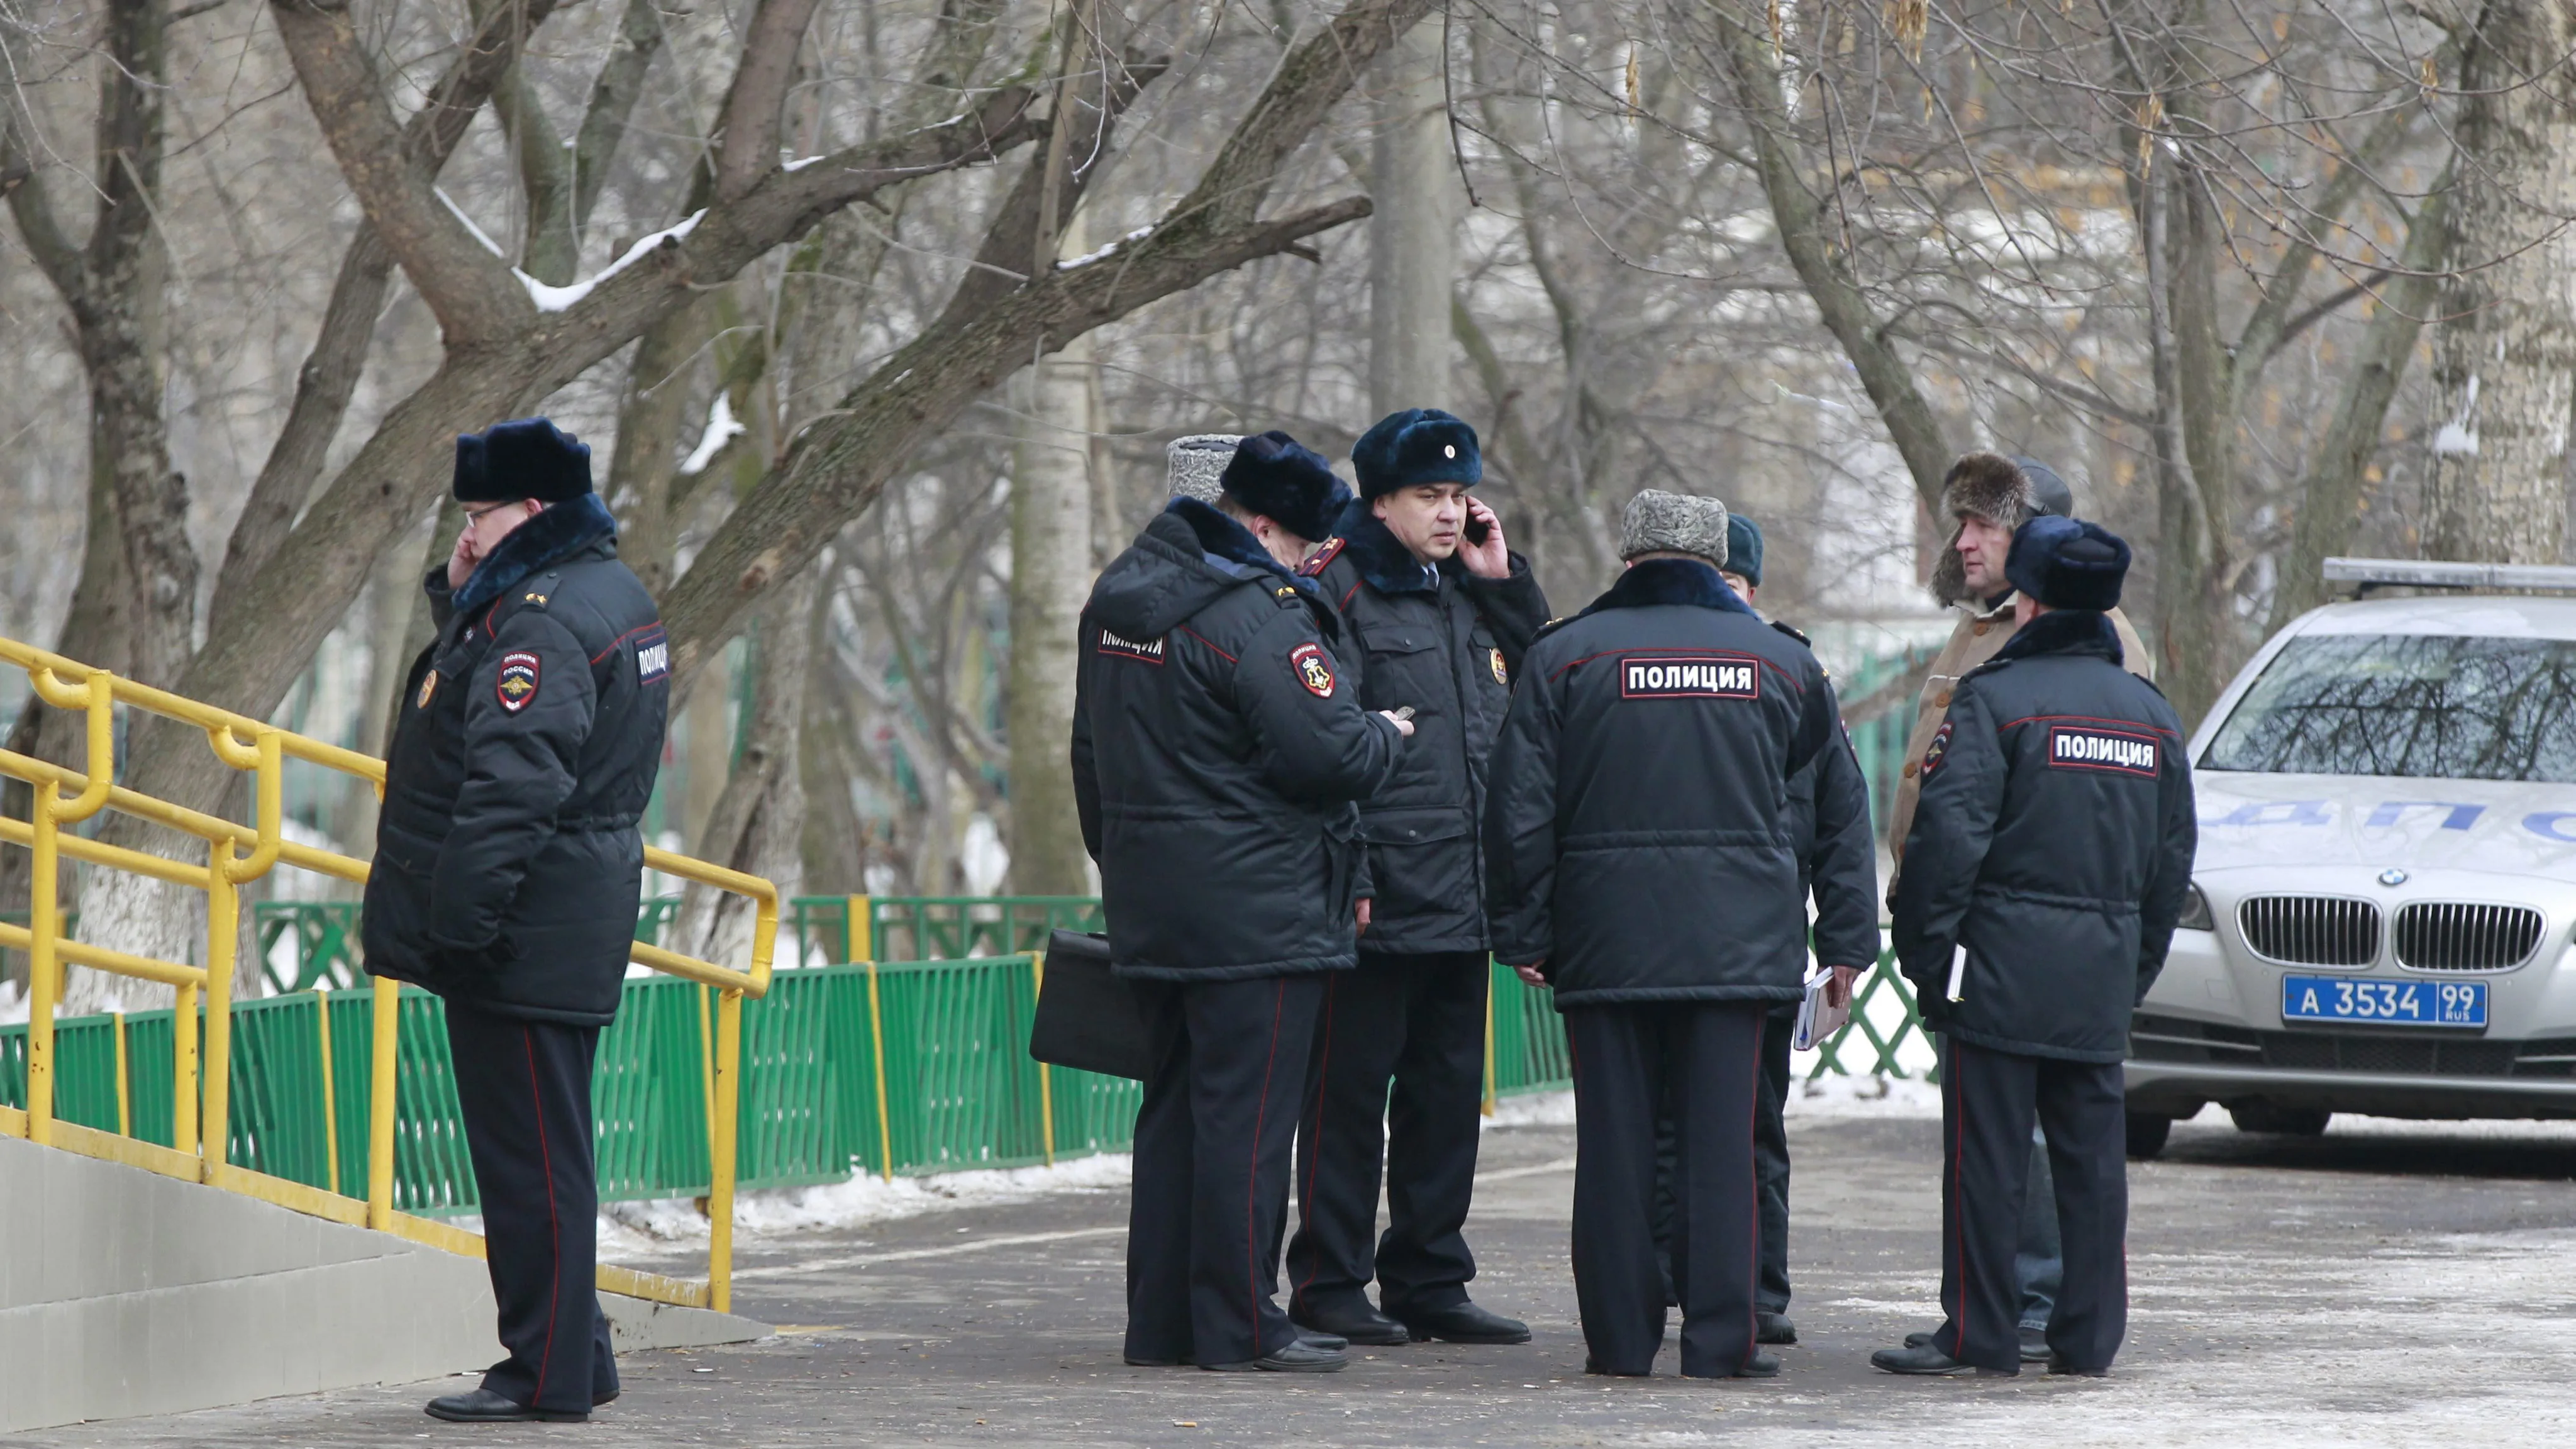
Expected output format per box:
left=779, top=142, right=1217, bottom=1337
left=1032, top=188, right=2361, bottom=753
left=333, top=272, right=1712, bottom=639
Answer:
left=1948, top=1047, right=1967, bottom=1360
left=1745, top=1012, right=1763, bottom=1367
left=1247, top=980, right=1288, bottom=1356
left=525, top=1026, right=563, bottom=1402
left=1292, top=975, right=1336, bottom=1309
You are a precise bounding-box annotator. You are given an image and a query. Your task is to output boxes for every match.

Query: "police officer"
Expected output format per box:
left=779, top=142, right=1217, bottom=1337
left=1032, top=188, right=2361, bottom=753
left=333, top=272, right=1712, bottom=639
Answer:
left=1883, top=453, right=2152, bottom=1361
left=1486, top=491, right=1841, bottom=1380
left=362, top=418, right=670, bottom=1424
left=1073, top=431, right=1408, bottom=1374
left=1873, top=517, right=2195, bottom=1377
left=1648, top=513, right=1877, bottom=1346
left=1285, top=408, right=1548, bottom=1348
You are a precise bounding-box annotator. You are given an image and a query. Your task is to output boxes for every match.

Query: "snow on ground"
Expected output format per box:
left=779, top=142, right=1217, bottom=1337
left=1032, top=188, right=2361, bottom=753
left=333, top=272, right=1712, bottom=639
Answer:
left=599, top=1153, right=1135, bottom=1252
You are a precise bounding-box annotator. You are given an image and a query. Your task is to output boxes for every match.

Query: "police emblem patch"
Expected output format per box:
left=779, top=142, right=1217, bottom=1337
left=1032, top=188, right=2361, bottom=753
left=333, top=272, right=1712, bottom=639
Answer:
left=496, top=652, right=541, bottom=713
left=1292, top=641, right=1336, bottom=697
left=2047, top=723, right=2158, bottom=777
left=1618, top=653, right=1758, bottom=700
left=1921, top=721, right=1953, bottom=775
left=1489, top=647, right=1509, bottom=686
left=416, top=672, right=437, bottom=709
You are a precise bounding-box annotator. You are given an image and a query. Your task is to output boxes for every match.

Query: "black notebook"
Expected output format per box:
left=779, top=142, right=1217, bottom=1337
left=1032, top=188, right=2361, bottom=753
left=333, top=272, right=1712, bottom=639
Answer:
left=1028, top=929, right=1157, bottom=1080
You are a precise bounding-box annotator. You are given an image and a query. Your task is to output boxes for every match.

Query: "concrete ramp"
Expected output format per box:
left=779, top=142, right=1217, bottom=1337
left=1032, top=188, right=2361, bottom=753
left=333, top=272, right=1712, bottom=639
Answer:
left=0, top=1135, right=768, bottom=1432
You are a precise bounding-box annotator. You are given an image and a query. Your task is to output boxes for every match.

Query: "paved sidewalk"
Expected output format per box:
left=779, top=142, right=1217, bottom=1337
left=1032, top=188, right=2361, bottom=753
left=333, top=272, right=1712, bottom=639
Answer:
left=16, top=1111, right=2576, bottom=1446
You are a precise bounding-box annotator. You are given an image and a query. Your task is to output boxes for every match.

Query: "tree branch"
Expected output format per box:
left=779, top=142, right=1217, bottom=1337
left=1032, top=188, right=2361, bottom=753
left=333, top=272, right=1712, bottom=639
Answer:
left=0, top=106, right=84, bottom=301
left=714, top=0, right=827, bottom=201
left=268, top=0, right=542, bottom=342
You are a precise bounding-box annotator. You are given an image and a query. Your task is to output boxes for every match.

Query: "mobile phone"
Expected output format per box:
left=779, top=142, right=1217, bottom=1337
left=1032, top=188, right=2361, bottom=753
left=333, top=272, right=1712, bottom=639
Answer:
left=1462, top=498, right=1491, bottom=547
left=1391, top=706, right=1416, bottom=721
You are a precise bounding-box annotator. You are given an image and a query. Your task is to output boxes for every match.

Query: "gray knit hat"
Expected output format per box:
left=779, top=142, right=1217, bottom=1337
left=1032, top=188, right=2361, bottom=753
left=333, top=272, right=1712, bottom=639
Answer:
left=1165, top=434, right=1241, bottom=504
left=1618, top=489, right=1730, bottom=565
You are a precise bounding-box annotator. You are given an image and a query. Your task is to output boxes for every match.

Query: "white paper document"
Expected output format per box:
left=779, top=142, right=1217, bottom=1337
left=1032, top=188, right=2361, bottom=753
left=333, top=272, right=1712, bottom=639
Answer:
left=1792, top=971, right=1852, bottom=1051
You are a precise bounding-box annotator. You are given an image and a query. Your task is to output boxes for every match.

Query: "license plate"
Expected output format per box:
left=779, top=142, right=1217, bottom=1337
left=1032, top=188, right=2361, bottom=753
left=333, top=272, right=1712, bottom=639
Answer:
left=2280, top=974, right=2486, bottom=1028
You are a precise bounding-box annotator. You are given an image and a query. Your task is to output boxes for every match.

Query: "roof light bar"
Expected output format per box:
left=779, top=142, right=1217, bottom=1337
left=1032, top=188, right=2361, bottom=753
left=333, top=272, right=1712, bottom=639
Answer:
left=2324, top=557, right=2576, bottom=594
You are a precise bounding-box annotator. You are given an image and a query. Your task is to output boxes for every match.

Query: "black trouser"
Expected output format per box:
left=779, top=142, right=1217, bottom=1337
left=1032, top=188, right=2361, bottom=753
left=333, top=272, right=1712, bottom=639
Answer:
left=1567, top=1001, right=1765, bottom=1378
left=445, top=998, right=616, bottom=1415
left=1933, top=1036, right=2128, bottom=1373
left=1654, top=1000, right=1796, bottom=1313
left=1284, top=949, right=1489, bottom=1320
left=1126, top=974, right=1325, bottom=1366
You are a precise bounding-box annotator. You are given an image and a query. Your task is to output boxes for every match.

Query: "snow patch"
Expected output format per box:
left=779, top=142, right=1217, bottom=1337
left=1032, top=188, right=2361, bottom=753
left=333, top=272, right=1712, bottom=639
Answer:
left=679, top=394, right=745, bottom=476
left=782, top=154, right=826, bottom=172
left=1484, top=1090, right=1575, bottom=1128
left=596, top=1153, right=1135, bottom=1251
left=2433, top=374, right=2480, bottom=456
left=516, top=209, right=706, bottom=313
left=1785, top=1073, right=1943, bottom=1118
left=1057, top=225, right=1154, bottom=270
left=435, top=187, right=506, bottom=259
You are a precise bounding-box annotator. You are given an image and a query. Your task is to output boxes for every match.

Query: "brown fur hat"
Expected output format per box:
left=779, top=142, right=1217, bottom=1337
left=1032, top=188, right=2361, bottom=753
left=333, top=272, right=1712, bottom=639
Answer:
left=1929, top=453, right=2075, bottom=606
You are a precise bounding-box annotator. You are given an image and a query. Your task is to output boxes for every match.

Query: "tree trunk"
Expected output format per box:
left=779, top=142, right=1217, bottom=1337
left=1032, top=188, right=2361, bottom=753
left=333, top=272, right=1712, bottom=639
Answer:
left=673, top=574, right=819, bottom=969
left=1006, top=277, right=1099, bottom=897
left=2425, top=0, right=2576, bottom=564
left=1368, top=15, right=1460, bottom=413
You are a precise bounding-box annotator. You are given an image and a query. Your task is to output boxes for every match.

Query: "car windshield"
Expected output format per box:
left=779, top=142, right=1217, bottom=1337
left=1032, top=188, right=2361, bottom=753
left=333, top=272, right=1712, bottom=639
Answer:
left=2202, top=633, right=2576, bottom=782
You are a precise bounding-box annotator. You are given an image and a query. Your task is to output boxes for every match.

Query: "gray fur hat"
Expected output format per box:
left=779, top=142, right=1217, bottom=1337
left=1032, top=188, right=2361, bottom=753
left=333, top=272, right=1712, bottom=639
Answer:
left=1165, top=434, right=1241, bottom=504
left=1931, top=453, right=2077, bottom=606
left=1618, top=489, right=1730, bottom=566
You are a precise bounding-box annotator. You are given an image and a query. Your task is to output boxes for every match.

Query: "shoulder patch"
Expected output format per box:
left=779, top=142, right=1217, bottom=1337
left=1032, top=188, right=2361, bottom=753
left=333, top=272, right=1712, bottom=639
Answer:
left=1619, top=653, right=1758, bottom=701
left=1921, top=720, right=1953, bottom=775
left=2047, top=723, right=2159, bottom=777
left=496, top=652, right=541, bottom=713
left=1291, top=641, right=1336, bottom=697
left=633, top=624, right=670, bottom=685
left=1097, top=627, right=1166, bottom=665
left=1297, top=537, right=1346, bottom=579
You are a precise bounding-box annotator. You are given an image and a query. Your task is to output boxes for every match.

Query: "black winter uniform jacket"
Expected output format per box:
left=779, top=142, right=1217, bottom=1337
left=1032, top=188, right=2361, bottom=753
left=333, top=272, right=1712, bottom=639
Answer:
left=1773, top=621, right=1882, bottom=973
left=1300, top=502, right=1549, bottom=953
left=364, top=494, right=670, bottom=1026
left=1890, top=609, right=2197, bottom=1062
left=1483, top=560, right=1841, bottom=1006
left=1073, top=499, right=1405, bottom=983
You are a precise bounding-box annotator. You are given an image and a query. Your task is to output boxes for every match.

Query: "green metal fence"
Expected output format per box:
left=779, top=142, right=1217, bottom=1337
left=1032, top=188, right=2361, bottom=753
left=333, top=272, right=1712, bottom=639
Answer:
left=153, top=896, right=1928, bottom=1213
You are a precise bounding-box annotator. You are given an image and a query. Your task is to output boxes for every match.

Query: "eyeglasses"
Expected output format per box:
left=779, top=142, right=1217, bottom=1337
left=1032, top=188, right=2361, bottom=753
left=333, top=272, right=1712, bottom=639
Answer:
left=462, top=502, right=516, bottom=522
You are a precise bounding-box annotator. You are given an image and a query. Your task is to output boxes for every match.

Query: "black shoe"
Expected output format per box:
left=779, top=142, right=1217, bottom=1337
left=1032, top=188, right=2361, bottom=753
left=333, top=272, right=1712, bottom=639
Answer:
left=1126, top=1352, right=1192, bottom=1367
left=2019, top=1326, right=2050, bottom=1363
left=1903, top=1329, right=1938, bottom=1350
left=1396, top=1301, right=1531, bottom=1345
left=1292, top=1301, right=1411, bottom=1346
left=1299, top=1330, right=1349, bottom=1352
left=2046, top=1357, right=2109, bottom=1378
left=1869, top=1344, right=2015, bottom=1378
left=1584, top=1355, right=1649, bottom=1377
left=594, top=1387, right=620, bottom=1407
left=424, top=1388, right=587, bottom=1423
left=1736, top=1351, right=1782, bottom=1379
left=1201, top=1342, right=1348, bottom=1373
left=1755, top=1311, right=1797, bottom=1345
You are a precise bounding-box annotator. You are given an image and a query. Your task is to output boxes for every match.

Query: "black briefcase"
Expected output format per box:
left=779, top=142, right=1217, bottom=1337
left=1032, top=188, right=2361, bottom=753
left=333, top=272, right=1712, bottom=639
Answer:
left=1029, top=929, right=1157, bottom=1080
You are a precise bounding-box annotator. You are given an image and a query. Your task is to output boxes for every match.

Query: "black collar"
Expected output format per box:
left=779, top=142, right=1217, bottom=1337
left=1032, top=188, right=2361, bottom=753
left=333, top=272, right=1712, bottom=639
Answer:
left=1325, top=497, right=1442, bottom=596
left=1990, top=608, right=2124, bottom=668
left=1575, top=557, right=1758, bottom=620
left=454, top=492, right=619, bottom=614
left=1165, top=497, right=1314, bottom=591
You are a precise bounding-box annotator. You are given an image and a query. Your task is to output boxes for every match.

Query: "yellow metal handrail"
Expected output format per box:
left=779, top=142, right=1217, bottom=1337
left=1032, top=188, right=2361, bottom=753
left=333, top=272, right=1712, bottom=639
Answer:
left=0, top=635, right=777, bottom=1313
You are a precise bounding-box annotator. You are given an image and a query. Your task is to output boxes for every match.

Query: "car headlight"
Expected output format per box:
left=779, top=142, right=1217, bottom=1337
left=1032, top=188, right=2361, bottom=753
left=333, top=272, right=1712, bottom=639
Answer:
left=2178, top=883, right=2214, bottom=932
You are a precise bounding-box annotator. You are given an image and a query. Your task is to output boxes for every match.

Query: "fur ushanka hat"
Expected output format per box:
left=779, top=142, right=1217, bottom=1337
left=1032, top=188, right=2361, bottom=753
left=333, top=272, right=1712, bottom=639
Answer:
left=1165, top=434, right=1241, bottom=504
left=2006, top=515, right=2130, bottom=612
left=1930, top=452, right=2076, bottom=606
left=454, top=418, right=593, bottom=504
left=1619, top=489, right=1729, bottom=567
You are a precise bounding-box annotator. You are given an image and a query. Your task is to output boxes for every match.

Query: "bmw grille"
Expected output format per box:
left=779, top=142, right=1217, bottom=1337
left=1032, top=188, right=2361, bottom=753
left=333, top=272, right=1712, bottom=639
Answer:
left=2392, top=902, right=2546, bottom=971
left=2237, top=895, right=2382, bottom=967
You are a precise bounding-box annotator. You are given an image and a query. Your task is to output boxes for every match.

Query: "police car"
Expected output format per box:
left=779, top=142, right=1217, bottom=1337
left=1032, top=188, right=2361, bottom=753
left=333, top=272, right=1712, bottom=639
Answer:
left=2125, top=558, right=2576, bottom=1157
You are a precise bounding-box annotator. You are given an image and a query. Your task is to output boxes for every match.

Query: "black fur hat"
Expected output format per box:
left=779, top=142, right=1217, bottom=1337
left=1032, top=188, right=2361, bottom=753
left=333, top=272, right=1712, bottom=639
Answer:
left=1930, top=452, right=2077, bottom=605
left=2006, top=515, right=2129, bottom=611
left=1220, top=430, right=1349, bottom=542
left=1351, top=408, right=1480, bottom=499
left=455, top=418, right=593, bottom=503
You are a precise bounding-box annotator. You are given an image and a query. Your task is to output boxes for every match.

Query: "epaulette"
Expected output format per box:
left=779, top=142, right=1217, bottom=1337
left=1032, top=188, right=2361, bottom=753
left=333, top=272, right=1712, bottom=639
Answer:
left=1769, top=619, right=1811, bottom=647
left=513, top=572, right=561, bottom=610
left=1272, top=582, right=1304, bottom=609
left=1528, top=613, right=1575, bottom=645
left=1296, top=536, right=1346, bottom=579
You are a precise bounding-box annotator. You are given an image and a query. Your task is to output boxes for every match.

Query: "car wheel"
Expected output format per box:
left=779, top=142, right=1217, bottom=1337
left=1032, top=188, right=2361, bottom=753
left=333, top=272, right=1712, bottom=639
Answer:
left=2124, top=1112, right=2172, bottom=1160
left=2228, top=1100, right=2332, bottom=1136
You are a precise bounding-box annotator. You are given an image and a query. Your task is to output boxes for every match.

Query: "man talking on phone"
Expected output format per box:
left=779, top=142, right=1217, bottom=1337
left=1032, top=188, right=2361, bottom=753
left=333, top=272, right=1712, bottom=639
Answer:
left=1284, top=408, right=1548, bottom=1348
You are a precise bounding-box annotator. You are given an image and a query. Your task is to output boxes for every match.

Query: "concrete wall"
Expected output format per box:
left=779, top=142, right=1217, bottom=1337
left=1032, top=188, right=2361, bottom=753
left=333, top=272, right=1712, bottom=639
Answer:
left=0, top=1136, right=766, bottom=1431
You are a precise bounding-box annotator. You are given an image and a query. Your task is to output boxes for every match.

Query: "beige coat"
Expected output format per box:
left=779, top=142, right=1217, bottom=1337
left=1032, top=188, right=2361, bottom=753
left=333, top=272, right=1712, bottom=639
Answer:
left=1883, top=598, right=2152, bottom=898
